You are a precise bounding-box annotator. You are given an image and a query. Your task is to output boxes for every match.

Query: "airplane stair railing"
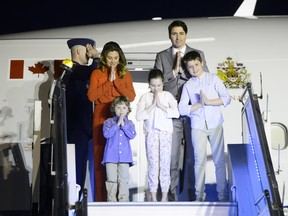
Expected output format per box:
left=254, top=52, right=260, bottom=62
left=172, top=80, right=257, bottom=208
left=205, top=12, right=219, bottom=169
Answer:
left=227, top=82, right=284, bottom=216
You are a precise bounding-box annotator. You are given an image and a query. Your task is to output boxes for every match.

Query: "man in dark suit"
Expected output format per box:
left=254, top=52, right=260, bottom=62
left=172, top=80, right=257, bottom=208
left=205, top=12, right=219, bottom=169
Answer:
left=64, top=38, right=99, bottom=201
left=154, top=20, right=209, bottom=201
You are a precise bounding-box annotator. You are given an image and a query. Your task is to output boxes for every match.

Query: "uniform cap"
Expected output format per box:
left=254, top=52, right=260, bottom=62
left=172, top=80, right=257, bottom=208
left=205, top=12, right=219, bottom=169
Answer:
left=67, top=38, right=95, bottom=49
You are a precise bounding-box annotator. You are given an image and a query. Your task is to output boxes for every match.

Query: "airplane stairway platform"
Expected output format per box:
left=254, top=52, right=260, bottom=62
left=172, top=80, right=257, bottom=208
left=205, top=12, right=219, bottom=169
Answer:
left=87, top=201, right=238, bottom=216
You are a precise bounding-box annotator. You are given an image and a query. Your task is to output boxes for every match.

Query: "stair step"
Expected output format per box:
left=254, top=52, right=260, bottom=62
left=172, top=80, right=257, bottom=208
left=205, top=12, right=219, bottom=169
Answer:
left=87, top=201, right=237, bottom=216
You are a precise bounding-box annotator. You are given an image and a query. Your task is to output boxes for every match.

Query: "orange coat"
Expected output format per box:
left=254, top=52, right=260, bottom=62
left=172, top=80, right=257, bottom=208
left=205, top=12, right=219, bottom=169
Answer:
left=87, top=67, right=136, bottom=201
left=88, top=67, right=136, bottom=104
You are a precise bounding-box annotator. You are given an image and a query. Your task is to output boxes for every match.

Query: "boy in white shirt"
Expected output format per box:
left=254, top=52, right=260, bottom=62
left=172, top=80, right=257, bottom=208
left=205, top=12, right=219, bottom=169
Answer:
left=178, top=51, right=231, bottom=202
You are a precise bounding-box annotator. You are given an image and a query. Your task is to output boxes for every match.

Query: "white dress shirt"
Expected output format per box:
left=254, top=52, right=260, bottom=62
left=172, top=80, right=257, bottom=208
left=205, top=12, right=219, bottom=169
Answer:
left=178, top=72, right=231, bottom=129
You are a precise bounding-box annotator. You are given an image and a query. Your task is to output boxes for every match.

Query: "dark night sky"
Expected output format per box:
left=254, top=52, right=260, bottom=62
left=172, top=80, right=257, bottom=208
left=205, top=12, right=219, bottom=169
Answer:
left=1, top=0, right=288, bottom=35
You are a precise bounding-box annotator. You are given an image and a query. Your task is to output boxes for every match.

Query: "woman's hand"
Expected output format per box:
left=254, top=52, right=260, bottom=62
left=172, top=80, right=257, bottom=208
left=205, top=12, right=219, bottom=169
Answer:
left=109, top=66, right=116, bottom=81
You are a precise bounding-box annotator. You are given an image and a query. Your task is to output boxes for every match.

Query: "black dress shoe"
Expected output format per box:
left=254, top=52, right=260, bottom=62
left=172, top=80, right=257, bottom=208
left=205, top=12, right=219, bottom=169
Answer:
left=168, top=191, right=178, bottom=201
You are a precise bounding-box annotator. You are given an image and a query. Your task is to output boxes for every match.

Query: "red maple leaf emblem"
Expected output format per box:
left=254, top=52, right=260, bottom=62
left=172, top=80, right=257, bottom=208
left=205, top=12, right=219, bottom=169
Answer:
left=28, top=62, right=50, bottom=77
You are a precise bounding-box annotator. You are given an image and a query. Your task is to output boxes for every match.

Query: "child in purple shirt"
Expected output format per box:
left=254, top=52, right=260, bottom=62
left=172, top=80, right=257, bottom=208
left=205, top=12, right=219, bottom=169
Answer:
left=102, top=96, right=136, bottom=202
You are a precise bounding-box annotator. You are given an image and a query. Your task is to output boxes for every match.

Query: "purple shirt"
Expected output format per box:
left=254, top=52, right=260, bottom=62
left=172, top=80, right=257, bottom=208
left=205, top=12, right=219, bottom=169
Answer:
left=102, top=116, right=136, bottom=166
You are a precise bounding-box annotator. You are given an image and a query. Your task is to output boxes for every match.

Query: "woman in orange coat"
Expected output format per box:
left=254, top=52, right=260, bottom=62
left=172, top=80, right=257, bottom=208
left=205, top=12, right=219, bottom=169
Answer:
left=88, top=41, right=136, bottom=201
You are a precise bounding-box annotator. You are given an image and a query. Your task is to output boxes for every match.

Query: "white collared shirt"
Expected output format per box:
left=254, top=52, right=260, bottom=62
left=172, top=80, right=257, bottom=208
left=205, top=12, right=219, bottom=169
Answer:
left=178, top=72, right=231, bottom=129
left=172, top=45, right=186, bottom=58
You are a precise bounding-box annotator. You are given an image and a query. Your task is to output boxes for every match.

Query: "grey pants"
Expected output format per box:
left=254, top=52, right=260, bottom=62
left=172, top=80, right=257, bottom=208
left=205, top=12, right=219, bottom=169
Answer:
left=170, top=116, right=194, bottom=201
left=105, top=163, right=130, bottom=202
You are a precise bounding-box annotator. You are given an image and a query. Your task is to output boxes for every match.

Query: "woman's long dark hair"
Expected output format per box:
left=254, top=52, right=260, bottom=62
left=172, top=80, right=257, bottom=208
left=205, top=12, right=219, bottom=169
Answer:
left=98, top=41, right=128, bottom=78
